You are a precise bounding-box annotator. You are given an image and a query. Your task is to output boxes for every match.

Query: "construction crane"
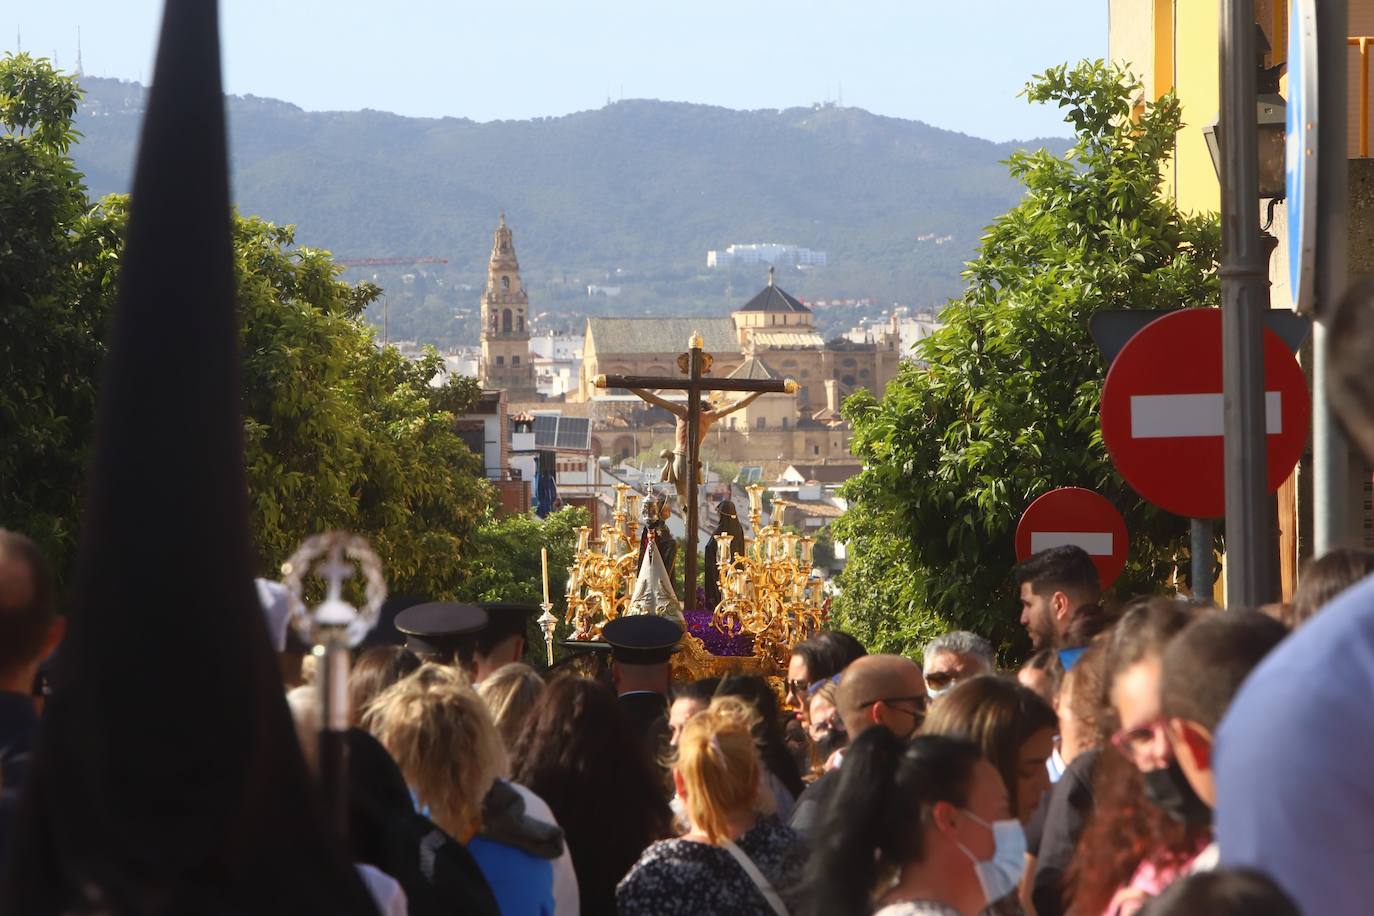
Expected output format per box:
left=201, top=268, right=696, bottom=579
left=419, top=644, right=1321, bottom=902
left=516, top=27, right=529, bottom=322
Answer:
left=335, top=256, right=449, bottom=268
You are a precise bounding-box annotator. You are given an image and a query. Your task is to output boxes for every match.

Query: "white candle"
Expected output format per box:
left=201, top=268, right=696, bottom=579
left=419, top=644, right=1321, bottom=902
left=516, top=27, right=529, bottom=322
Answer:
left=541, top=547, right=550, bottom=604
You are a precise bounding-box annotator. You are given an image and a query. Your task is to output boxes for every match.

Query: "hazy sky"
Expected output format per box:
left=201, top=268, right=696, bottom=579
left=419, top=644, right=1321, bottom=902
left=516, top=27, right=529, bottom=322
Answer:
left=9, top=1, right=1106, bottom=142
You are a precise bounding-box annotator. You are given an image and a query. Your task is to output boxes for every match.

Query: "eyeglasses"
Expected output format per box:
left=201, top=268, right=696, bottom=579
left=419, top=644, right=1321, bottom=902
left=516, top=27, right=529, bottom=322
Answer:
left=1110, top=718, right=1167, bottom=763
left=923, top=671, right=959, bottom=689
left=786, top=679, right=810, bottom=698
left=859, top=694, right=929, bottom=717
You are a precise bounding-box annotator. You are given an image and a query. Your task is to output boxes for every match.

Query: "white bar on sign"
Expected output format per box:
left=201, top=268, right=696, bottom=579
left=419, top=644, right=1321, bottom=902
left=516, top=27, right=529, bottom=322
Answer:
left=1129, top=392, right=1282, bottom=439
left=1031, top=531, right=1114, bottom=556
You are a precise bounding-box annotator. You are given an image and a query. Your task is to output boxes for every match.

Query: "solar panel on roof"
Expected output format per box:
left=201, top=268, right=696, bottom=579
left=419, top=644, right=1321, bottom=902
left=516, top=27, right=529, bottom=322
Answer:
left=556, top=417, right=591, bottom=450
left=522, top=413, right=591, bottom=451
left=532, top=414, right=559, bottom=447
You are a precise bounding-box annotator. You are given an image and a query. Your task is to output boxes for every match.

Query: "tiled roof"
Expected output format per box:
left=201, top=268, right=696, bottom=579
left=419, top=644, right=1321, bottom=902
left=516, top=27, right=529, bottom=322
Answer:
left=586, top=317, right=740, bottom=356
left=752, top=330, right=826, bottom=349
left=737, top=281, right=811, bottom=314
left=727, top=357, right=779, bottom=380
left=779, top=499, right=844, bottom=519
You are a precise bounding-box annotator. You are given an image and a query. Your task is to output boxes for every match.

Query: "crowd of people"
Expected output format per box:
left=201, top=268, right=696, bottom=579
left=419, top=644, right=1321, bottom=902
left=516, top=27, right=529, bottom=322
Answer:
left=6, top=532, right=1374, bottom=915
left=13, top=6, right=1374, bottom=908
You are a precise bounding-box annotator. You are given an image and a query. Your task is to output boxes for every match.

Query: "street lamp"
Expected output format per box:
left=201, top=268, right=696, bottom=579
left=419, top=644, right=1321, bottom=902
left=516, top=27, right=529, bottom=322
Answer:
left=1205, top=25, right=1288, bottom=200
left=1203, top=92, right=1288, bottom=199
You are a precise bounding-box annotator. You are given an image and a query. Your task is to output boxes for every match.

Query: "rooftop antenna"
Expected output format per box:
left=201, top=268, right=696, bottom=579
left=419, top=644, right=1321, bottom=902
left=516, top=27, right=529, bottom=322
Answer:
left=838, top=82, right=844, bottom=107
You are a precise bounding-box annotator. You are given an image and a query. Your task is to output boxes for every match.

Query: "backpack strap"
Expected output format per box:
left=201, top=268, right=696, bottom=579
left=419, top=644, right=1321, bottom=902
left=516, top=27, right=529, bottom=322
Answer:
left=721, top=839, right=790, bottom=916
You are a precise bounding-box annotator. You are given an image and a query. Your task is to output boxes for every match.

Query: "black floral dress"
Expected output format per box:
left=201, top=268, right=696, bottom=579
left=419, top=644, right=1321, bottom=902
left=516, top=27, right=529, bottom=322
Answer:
left=616, top=816, right=807, bottom=915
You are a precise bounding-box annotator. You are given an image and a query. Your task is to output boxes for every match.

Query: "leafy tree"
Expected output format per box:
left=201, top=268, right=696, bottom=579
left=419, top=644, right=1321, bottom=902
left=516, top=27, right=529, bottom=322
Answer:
left=2, top=56, right=499, bottom=598
left=831, top=61, right=1220, bottom=658
left=230, top=213, right=494, bottom=595
left=463, top=505, right=587, bottom=603
left=0, top=54, right=116, bottom=574
left=811, top=528, right=837, bottom=572
left=49, top=197, right=496, bottom=597
left=463, top=506, right=590, bottom=665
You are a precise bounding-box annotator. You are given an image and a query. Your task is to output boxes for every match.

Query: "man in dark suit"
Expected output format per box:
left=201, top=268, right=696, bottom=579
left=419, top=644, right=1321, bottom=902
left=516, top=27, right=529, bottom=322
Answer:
left=393, top=602, right=489, bottom=678
left=601, top=615, right=683, bottom=763
left=472, top=603, right=538, bottom=684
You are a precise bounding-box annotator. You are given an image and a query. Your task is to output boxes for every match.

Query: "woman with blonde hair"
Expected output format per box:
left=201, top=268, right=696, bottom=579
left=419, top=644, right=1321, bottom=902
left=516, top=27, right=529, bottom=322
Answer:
left=364, top=664, right=557, bottom=915
left=616, top=696, right=806, bottom=915
left=475, top=661, right=545, bottom=755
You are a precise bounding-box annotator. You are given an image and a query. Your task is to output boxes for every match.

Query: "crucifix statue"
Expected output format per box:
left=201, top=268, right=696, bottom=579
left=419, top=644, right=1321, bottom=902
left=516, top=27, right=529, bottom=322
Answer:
left=594, top=332, right=796, bottom=612
left=626, top=387, right=764, bottom=505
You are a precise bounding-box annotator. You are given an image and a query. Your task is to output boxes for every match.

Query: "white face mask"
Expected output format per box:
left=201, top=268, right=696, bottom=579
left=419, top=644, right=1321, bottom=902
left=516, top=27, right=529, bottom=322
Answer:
left=927, top=683, right=953, bottom=700
left=954, top=810, right=1027, bottom=907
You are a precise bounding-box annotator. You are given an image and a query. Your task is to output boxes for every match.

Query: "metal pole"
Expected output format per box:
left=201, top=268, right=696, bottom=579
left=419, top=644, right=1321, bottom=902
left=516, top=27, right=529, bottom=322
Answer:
left=1316, top=0, right=1352, bottom=555
left=317, top=633, right=350, bottom=840
left=684, top=337, right=703, bottom=613
left=1190, top=518, right=1214, bottom=599
left=1220, top=0, right=1277, bottom=607
left=1314, top=321, right=1352, bottom=554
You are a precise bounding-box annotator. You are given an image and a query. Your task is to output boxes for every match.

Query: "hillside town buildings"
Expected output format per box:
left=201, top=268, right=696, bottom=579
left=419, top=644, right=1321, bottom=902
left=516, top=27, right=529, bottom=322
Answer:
left=468, top=215, right=917, bottom=538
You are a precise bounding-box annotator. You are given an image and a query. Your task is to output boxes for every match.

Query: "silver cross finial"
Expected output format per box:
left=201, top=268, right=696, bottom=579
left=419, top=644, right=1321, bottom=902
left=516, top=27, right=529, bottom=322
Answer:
left=315, top=543, right=355, bottom=606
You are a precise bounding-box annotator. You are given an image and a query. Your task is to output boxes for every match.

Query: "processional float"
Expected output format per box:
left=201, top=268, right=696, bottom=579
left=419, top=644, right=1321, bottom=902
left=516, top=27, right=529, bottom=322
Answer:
left=556, top=481, right=826, bottom=681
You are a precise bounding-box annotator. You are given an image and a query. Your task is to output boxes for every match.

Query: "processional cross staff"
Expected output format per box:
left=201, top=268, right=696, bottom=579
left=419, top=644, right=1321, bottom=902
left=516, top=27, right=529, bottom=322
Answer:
left=282, top=531, right=387, bottom=837
left=595, top=332, right=796, bottom=612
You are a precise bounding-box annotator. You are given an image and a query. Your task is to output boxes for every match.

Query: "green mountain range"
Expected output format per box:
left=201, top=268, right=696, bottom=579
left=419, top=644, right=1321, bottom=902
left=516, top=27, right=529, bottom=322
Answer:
left=70, top=76, right=1068, bottom=346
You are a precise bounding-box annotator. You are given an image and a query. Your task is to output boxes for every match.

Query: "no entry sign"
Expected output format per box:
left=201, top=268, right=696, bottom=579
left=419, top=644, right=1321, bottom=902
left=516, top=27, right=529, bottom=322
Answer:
left=1015, top=488, right=1128, bottom=588
left=1100, top=309, right=1310, bottom=519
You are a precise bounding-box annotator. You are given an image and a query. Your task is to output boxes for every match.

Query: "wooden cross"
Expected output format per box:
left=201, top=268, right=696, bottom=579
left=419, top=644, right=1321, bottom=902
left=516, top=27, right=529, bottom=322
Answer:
left=594, top=332, right=796, bottom=612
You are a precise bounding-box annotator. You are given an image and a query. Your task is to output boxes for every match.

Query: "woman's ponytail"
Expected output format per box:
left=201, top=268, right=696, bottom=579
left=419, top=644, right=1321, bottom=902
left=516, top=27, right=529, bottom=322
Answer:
left=801, top=732, right=982, bottom=916
left=802, top=726, right=906, bottom=915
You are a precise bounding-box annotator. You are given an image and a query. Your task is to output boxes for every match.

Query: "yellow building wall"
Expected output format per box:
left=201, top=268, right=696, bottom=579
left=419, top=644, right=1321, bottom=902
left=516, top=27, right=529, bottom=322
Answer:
left=1170, top=0, right=1222, bottom=214
left=1109, top=0, right=1156, bottom=89
left=1108, top=0, right=1220, bottom=213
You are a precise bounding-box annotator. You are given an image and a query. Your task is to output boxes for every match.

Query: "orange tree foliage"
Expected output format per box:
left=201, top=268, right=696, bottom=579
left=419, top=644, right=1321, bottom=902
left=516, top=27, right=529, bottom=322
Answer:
left=831, top=62, right=1220, bottom=658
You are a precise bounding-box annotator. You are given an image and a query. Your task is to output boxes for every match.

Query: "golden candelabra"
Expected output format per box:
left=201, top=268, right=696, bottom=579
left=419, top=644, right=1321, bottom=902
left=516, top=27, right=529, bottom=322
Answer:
left=710, top=484, right=825, bottom=672
left=562, top=482, right=824, bottom=679
left=564, top=484, right=642, bottom=640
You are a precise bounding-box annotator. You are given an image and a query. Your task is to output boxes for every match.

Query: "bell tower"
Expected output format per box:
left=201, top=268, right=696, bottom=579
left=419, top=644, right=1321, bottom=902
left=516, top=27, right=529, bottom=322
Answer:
left=479, top=213, right=536, bottom=395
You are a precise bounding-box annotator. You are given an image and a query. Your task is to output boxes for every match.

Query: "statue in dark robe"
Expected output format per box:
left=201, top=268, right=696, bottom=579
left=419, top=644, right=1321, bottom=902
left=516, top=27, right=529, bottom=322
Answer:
left=704, top=499, right=746, bottom=610
left=637, top=493, right=677, bottom=581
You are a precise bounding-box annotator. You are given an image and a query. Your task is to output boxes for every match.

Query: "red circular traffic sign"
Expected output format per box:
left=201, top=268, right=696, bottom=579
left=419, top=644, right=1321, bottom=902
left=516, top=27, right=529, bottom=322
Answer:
left=1015, top=488, right=1129, bottom=589
left=1100, top=309, right=1309, bottom=519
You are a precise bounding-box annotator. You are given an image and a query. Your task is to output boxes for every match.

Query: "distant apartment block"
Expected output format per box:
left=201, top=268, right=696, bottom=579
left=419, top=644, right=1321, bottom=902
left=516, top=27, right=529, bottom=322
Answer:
left=842, top=306, right=941, bottom=357
left=707, top=243, right=827, bottom=269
